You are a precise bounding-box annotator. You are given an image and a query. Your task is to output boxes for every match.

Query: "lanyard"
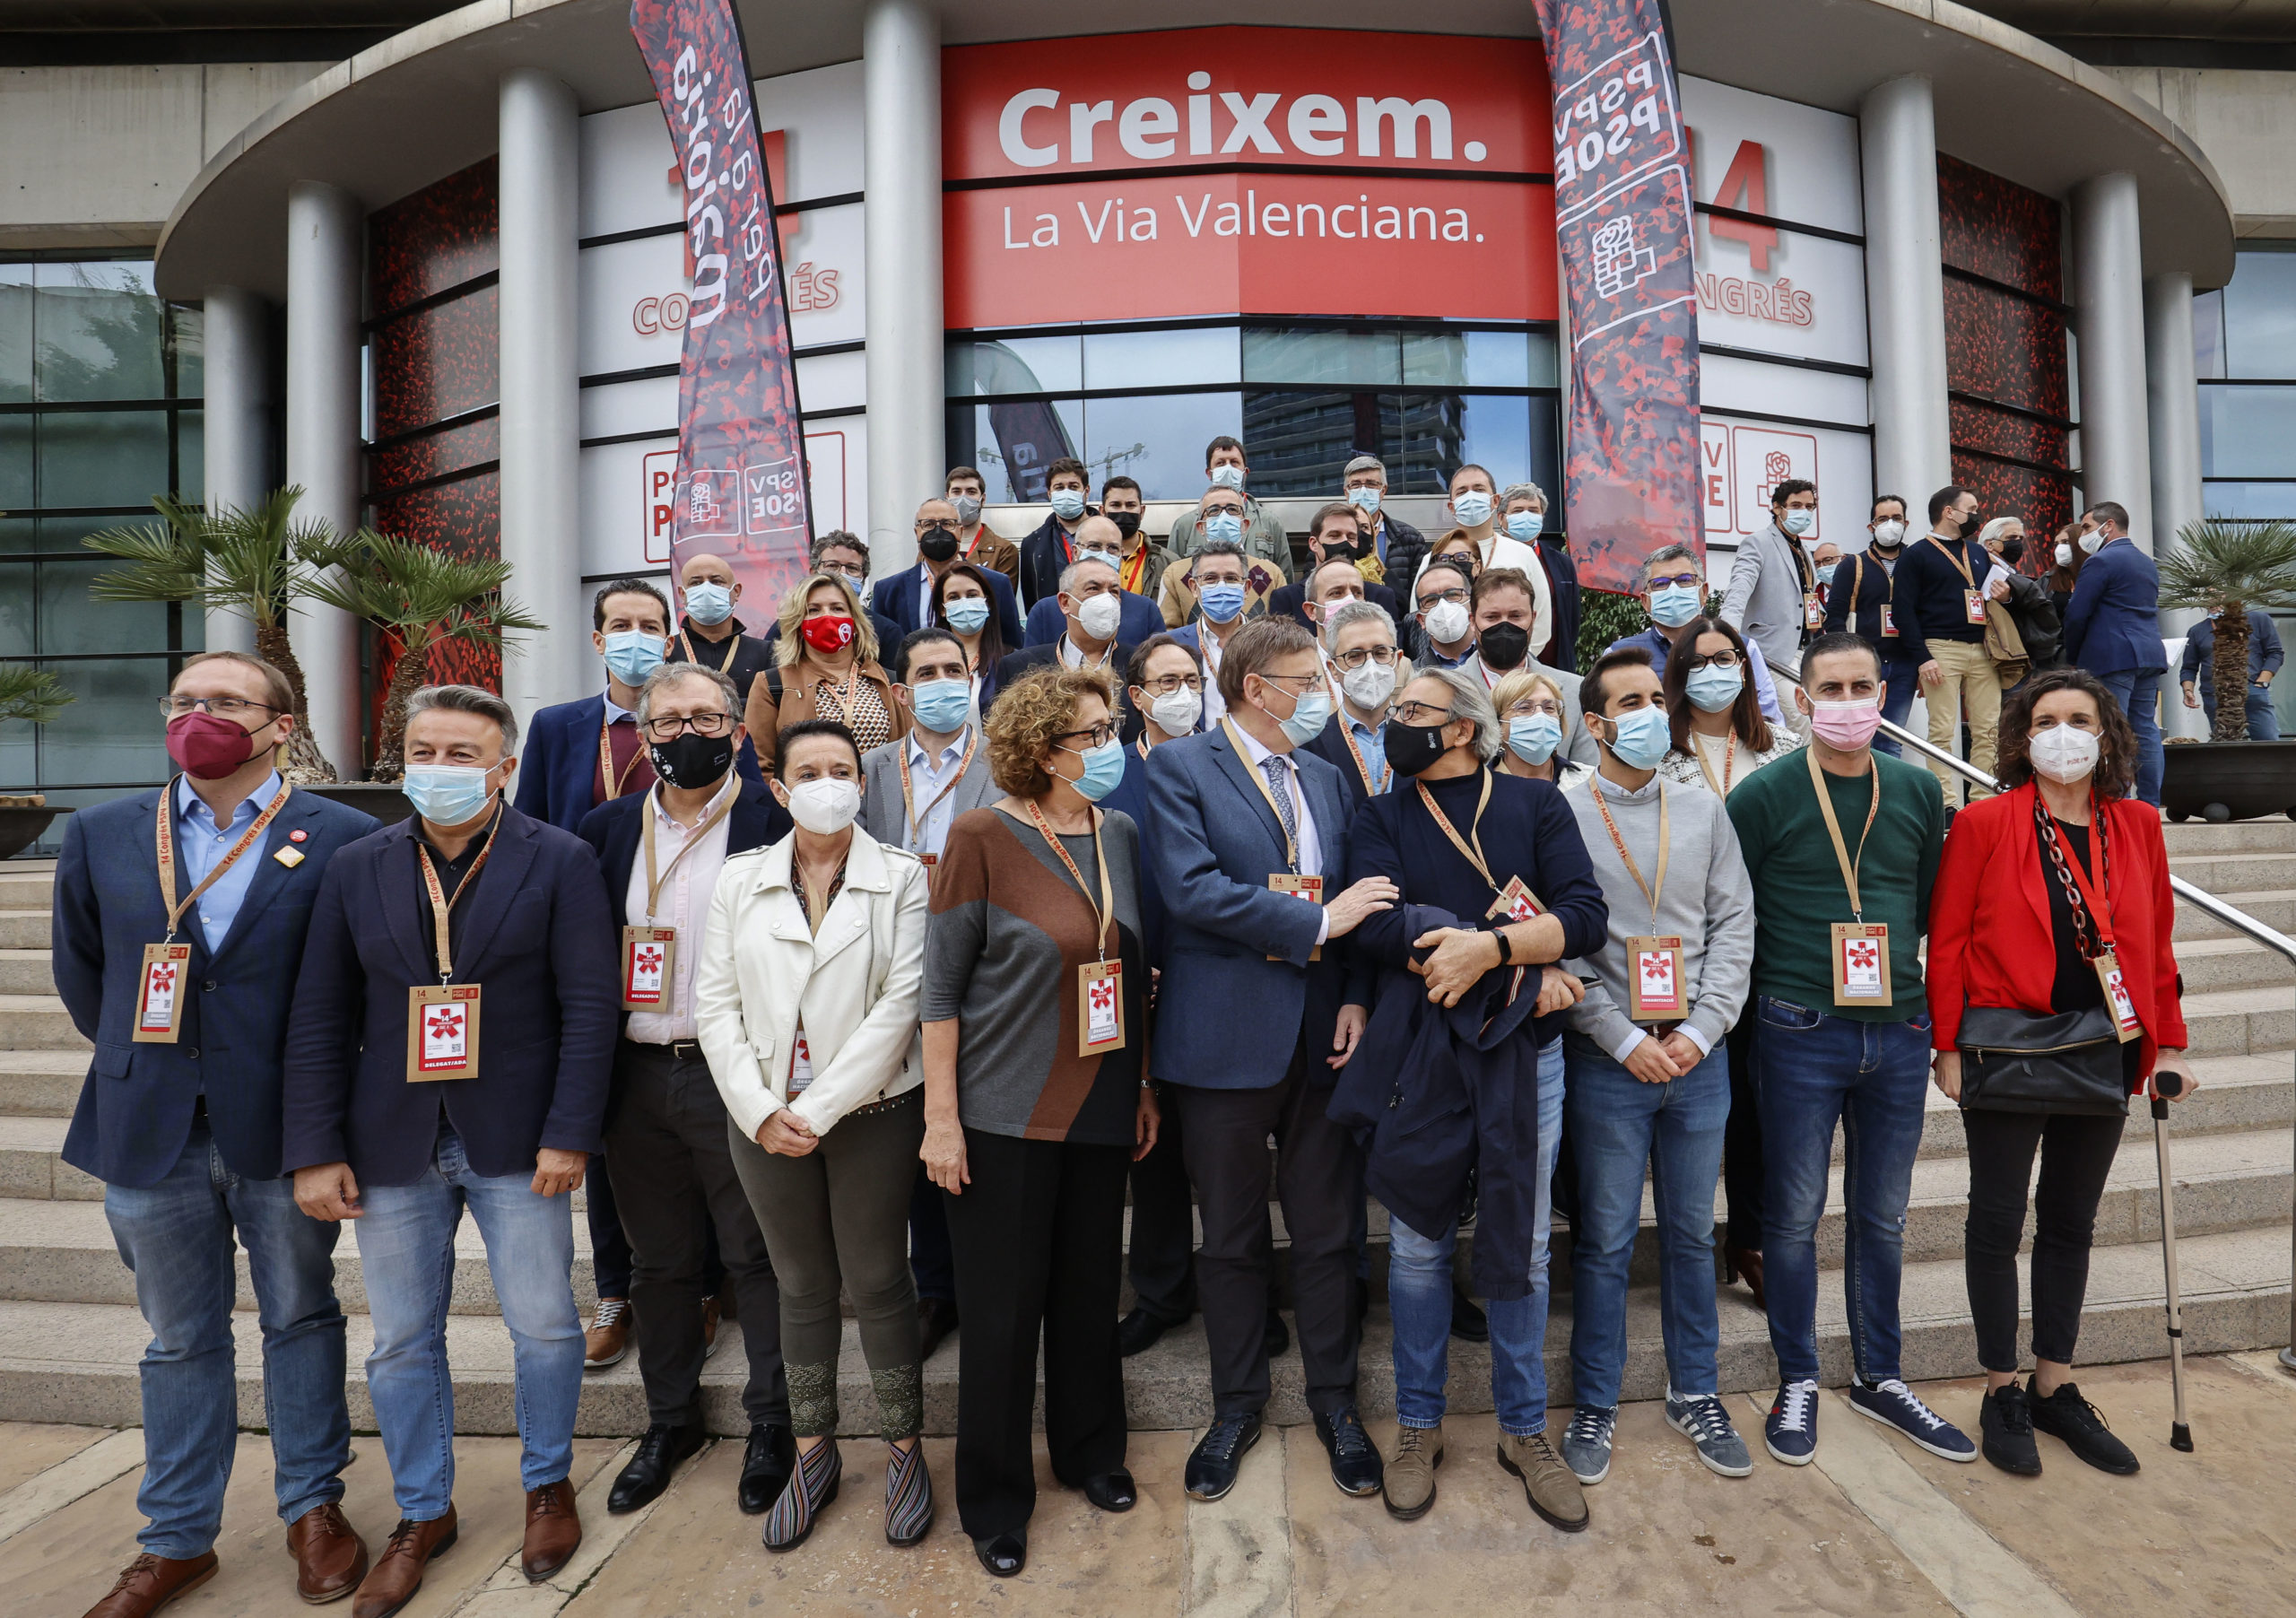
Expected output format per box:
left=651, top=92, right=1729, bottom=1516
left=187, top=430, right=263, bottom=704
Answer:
left=153, top=776, right=294, bottom=943
left=899, top=729, right=978, bottom=849
left=677, top=628, right=741, bottom=673
left=813, top=660, right=865, bottom=723
left=1693, top=732, right=1737, bottom=799
left=1926, top=535, right=1980, bottom=590
left=1022, top=799, right=1115, bottom=961
left=1338, top=718, right=1383, bottom=796
left=2036, top=794, right=2118, bottom=954
left=1222, top=717, right=1300, bottom=871
left=598, top=714, right=648, bottom=801
left=1416, top=770, right=1500, bottom=895
left=639, top=781, right=739, bottom=921
left=413, top=804, right=503, bottom=983
left=1120, top=544, right=1148, bottom=595
left=1590, top=777, right=1672, bottom=930
left=1806, top=745, right=1883, bottom=921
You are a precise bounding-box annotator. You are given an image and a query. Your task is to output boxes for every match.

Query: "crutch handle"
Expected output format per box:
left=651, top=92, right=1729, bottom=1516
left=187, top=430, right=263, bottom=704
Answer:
left=2152, top=1067, right=2184, bottom=1102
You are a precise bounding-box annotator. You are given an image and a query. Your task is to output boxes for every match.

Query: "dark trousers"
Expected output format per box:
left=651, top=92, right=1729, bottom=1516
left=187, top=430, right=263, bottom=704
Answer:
left=587, top=1149, right=726, bottom=1303
left=1722, top=1012, right=1764, bottom=1250
left=1126, top=1092, right=1198, bottom=1323
left=944, top=1128, right=1130, bottom=1537
left=603, top=1041, right=787, bottom=1428
left=909, top=1162, right=957, bottom=1304
left=1961, top=1107, right=2125, bottom=1370
left=1172, top=1039, right=1363, bottom=1420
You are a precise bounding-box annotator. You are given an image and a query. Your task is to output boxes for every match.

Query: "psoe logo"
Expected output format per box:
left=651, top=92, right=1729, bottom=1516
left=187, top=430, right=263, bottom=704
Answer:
left=996, top=76, right=1490, bottom=170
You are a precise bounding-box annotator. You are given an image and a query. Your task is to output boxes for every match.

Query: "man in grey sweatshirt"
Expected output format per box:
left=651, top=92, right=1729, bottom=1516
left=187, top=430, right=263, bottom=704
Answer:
left=1554, top=646, right=1757, bottom=1489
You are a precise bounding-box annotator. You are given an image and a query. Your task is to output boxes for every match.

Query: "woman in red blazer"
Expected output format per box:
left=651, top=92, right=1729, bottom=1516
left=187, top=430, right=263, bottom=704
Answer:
left=1926, top=666, right=2195, bottom=1482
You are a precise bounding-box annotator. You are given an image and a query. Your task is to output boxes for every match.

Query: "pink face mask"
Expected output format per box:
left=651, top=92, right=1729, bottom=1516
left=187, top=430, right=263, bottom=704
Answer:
left=1806, top=698, right=1882, bottom=751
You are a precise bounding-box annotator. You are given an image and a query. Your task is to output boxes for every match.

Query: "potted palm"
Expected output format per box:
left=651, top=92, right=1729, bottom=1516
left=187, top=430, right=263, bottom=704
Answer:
left=297, top=528, right=542, bottom=816
left=0, top=664, right=74, bottom=857
left=2156, top=518, right=2296, bottom=822
left=82, top=489, right=344, bottom=783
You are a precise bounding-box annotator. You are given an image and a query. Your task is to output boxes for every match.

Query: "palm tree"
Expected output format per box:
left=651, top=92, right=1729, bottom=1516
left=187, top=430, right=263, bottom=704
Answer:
left=80, top=489, right=344, bottom=782
left=0, top=665, right=74, bottom=730
left=302, top=530, right=543, bottom=780
left=2158, top=518, right=2296, bottom=741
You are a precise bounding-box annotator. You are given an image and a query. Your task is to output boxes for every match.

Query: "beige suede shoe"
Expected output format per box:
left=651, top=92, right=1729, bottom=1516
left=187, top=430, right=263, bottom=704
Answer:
left=1382, top=1423, right=1444, bottom=1521
left=1496, top=1431, right=1587, bottom=1533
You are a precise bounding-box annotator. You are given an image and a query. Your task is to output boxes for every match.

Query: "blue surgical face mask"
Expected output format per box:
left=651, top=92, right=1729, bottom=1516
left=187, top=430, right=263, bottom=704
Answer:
left=403, top=763, right=497, bottom=826
left=1685, top=665, right=1744, bottom=713
left=1451, top=490, right=1493, bottom=527
left=1505, top=511, right=1543, bottom=543
left=1648, top=584, right=1703, bottom=628
left=1198, top=580, right=1247, bottom=622
left=1780, top=508, right=1815, bottom=536
left=1209, top=464, right=1246, bottom=491
left=1816, top=562, right=1837, bottom=585
left=1069, top=737, right=1128, bottom=802
left=1346, top=484, right=1382, bottom=515
left=944, top=596, right=991, bottom=634
left=1508, top=712, right=1561, bottom=765
left=603, top=630, right=665, bottom=687
left=1274, top=686, right=1333, bottom=748
left=1205, top=510, right=1245, bottom=544
left=683, top=582, right=734, bottom=626
left=910, top=678, right=971, bottom=735
left=1049, top=488, right=1087, bottom=520
left=1601, top=706, right=1673, bottom=771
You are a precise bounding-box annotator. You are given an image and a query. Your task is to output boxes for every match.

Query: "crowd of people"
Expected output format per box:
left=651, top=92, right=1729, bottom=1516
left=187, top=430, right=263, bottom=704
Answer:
left=54, top=452, right=2204, bottom=1618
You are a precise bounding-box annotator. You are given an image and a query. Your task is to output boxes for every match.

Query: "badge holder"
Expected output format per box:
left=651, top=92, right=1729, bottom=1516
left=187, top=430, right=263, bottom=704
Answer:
left=1485, top=874, right=1543, bottom=924
left=1079, top=960, right=1126, bottom=1056
left=1880, top=603, right=1898, bottom=638
left=621, top=925, right=677, bottom=1012
left=1628, top=935, right=1686, bottom=1020
left=133, top=943, right=192, bottom=1043
left=408, top=984, right=483, bottom=1081
left=1831, top=922, right=1891, bottom=1005
left=1269, top=873, right=1325, bottom=961
left=1804, top=591, right=1825, bottom=632
left=2095, top=952, right=2142, bottom=1042
left=1965, top=587, right=1987, bottom=625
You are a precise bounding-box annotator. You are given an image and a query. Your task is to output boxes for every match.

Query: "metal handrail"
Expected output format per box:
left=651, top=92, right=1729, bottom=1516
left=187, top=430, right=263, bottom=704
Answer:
left=1759, top=655, right=2296, bottom=1371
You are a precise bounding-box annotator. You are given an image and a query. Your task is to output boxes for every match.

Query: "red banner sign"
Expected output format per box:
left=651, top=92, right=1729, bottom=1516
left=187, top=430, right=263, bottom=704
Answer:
left=631, top=0, right=812, bottom=617
left=1535, top=3, right=1703, bottom=593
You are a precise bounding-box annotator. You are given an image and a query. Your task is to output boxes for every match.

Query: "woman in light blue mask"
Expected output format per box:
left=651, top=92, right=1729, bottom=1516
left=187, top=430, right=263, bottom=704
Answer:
left=1491, top=667, right=1588, bottom=792
left=1654, top=616, right=1796, bottom=798
left=932, top=562, right=1011, bottom=710
left=1415, top=465, right=1552, bottom=658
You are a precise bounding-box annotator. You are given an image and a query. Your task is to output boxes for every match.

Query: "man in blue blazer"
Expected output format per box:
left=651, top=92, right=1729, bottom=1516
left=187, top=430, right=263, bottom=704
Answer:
left=2064, top=500, right=2169, bottom=804
left=1145, top=617, right=1397, bottom=1505
left=284, top=683, right=618, bottom=1606
left=871, top=496, right=1025, bottom=649
left=54, top=651, right=379, bottom=1615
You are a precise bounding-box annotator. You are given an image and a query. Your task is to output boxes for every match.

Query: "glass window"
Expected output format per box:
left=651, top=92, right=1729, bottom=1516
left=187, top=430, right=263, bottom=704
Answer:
left=35, top=409, right=171, bottom=510
left=2199, top=386, right=2296, bottom=479
left=1243, top=327, right=1401, bottom=387
left=0, top=564, right=30, bottom=657
left=1083, top=327, right=1239, bottom=390
left=946, top=398, right=1084, bottom=502
left=2192, top=289, right=2224, bottom=382
left=34, top=263, right=165, bottom=402
left=37, top=657, right=171, bottom=788
left=0, top=414, right=30, bottom=509
left=1402, top=332, right=1469, bottom=387
left=174, top=410, right=203, bottom=504
left=0, top=270, right=30, bottom=404
left=39, top=558, right=170, bottom=656
left=2201, top=481, right=2296, bottom=521
left=2221, top=249, right=2296, bottom=380
left=1081, top=392, right=1243, bottom=499
left=947, top=335, right=1082, bottom=396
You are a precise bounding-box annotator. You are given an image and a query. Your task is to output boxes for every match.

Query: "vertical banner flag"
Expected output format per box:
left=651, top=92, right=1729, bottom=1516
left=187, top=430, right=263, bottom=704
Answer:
left=1534, top=1, right=1702, bottom=593
left=631, top=0, right=813, bottom=617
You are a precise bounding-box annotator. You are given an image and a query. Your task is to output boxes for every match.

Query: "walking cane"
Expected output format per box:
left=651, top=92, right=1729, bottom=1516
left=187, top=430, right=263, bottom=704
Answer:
left=2150, top=1067, right=2194, bottom=1452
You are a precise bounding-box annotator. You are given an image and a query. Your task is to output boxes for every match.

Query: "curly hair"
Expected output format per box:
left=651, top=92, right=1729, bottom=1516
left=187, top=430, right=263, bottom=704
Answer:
left=775, top=573, right=877, bottom=667
left=1993, top=666, right=2136, bottom=801
left=984, top=665, right=1118, bottom=796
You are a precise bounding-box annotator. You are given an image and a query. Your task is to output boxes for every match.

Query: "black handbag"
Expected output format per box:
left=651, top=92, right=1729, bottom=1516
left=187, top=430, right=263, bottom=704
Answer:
left=1957, top=1005, right=2129, bottom=1117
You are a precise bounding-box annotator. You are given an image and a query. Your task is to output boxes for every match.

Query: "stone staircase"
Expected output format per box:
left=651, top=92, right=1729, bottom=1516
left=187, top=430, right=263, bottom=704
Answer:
left=0, top=822, right=2289, bottom=1436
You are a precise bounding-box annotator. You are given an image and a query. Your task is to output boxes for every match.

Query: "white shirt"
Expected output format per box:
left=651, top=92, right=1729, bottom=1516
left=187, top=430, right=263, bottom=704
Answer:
left=1057, top=633, right=1117, bottom=670
left=1197, top=623, right=1234, bottom=724
left=1412, top=532, right=1552, bottom=651
left=900, top=726, right=972, bottom=860
left=622, top=774, right=740, bottom=1044
left=1229, top=718, right=1330, bottom=944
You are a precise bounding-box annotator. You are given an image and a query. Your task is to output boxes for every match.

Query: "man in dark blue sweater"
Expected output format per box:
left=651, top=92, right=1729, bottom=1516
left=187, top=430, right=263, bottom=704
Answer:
left=1894, top=486, right=2000, bottom=811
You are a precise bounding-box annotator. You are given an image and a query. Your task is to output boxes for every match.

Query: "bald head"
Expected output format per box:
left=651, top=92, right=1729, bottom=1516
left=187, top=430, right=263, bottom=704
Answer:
left=1074, top=514, right=1123, bottom=553
left=915, top=497, right=958, bottom=526
left=680, top=552, right=737, bottom=590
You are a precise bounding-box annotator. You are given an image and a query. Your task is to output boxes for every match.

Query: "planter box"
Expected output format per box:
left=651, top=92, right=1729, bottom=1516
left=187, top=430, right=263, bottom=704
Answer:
left=300, top=781, right=416, bottom=825
left=2161, top=739, right=2296, bottom=823
left=0, top=805, right=66, bottom=859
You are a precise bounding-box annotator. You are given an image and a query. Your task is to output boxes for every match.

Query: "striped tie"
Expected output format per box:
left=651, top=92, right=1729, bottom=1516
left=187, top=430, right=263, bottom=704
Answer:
left=1261, top=755, right=1299, bottom=851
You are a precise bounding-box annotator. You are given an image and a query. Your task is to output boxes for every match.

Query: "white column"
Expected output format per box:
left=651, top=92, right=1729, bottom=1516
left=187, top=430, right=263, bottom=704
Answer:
left=200, top=286, right=269, bottom=655
left=863, top=0, right=944, bottom=569
left=1859, top=76, right=1952, bottom=510
left=498, top=68, right=587, bottom=735
left=2071, top=173, right=2154, bottom=551
left=284, top=180, right=365, bottom=777
left=2144, top=270, right=2203, bottom=573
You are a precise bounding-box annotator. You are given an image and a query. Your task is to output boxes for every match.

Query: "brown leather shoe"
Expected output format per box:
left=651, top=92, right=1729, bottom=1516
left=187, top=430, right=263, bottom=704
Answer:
left=287, top=1501, right=369, bottom=1604
left=1725, top=1243, right=1767, bottom=1309
left=350, top=1508, right=457, bottom=1618
left=521, top=1480, right=582, bottom=1583
left=583, top=1298, right=631, bottom=1370
left=700, top=1294, right=722, bottom=1361
left=83, top=1552, right=218, bottom=1618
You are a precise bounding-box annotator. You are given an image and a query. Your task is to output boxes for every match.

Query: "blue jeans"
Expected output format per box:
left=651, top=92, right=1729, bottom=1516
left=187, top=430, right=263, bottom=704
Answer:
left=1387, top=1039, right=1563, bottom=1435
left=104, top=1123, right=350, bottom=1559
left=1564, top=1037, right=1731, bottom=1410
left=1875, top=654, right=1919, bottom=758
left=354, top=1129, right=584, bottom=1518
left=1755, top=998, right=1932, bottom=1386
left=2199, top=683, right=2283, bottom=741
left=2095, top=666, right=2166, bottom=805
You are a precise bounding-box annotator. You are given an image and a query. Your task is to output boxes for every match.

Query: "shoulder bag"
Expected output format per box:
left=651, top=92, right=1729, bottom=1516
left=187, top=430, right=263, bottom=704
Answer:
left=1956, top=1003, right=2128, bottom=1116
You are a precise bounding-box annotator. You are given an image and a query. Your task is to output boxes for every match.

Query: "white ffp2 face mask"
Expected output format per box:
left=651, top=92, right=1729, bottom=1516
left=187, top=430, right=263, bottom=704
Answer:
left=2029, top=724, right=2100, bottom=785
left=1077, top=592, right=1124, bottom=641
left=784, top=778, right=861, bottom=834
left=1149, top=687, right=1203, bottom=735
left=1340, top=659, right=1397, bottom=710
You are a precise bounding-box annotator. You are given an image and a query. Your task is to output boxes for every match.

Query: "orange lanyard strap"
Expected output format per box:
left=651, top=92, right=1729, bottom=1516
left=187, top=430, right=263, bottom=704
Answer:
left=1022, top=799, right=1115, bottom=961
left=1694, top=733, right=1736, bottom=799
left=1416, top=770, right=1499, bottom=895
left=1338, top=717, right=1381, bottom=796
left=599, top=714, right=647, bottom=801
left=677, top=629, right=741, bottom=673
left=1927, top=535, right=1979, bottom=590
left=413, top=804, right=503, bottom=981
left=1120, top=545, right=1148, bottom=594
left=154, top=776, right=293, bottom=942
left=1222, top=717, right=1300, bottom=871
left=2036, top=795, right=2117, bottom=954
left=639, top=782, right=738, bottom=921
left=898, top=729, right=978, bottom=848
left=1589, top=777, right=1671, bottom=930
left=1806, top=745, right=1883, bottom=921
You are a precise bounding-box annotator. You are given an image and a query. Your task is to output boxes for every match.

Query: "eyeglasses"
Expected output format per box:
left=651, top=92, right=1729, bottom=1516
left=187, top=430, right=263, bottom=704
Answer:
left=1646, top=571, right=1701, bottom=592
left=816, top=562, right=866, bottom=581
left=1392, top=700, right=1455, bottom=726
left=1137, top=674, right=1204, bottom=694
left=1507, top=698, right=1561, bottom=718
left=642, top=712, right=734, bottom=741
left=1253, top=671, right=1324, bottom=694
left=1330, top=644, right=1400, bottom=671
left=159, top=695, right=278, bottom=719
left=1056, top=723, right=1118, bottom=750
left=1682, top=649, right=1742, bottom=671
left=1416, top=587, right=1470, bottom=609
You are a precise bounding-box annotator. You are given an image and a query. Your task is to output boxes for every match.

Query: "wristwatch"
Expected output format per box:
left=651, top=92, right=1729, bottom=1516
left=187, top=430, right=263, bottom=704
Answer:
left=1482, top=920, right=1515, bottom=964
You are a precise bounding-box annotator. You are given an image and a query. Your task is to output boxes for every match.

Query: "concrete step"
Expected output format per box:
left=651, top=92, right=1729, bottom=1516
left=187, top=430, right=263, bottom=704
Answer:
left=2162, top=850, right=2296, bottom=896
left=0, top=866, right=55, bottom=915
left=0, top=1222, right=2281, bottom=1435
left=0, top=1050, right=84, bottom=1118
left=0, top=950, right=54, bottom=995
left=2176, top=935, right=2296, bottom=992
left=2175, top=890, right=2296, bottom=944
left=0, top=996, right=87, bottom=1052
left=2162, top=820, right=2296, bottom=855
left=0, top=910, right=46, bottom=949
left=2177, top=986, right=2295, bottom=1057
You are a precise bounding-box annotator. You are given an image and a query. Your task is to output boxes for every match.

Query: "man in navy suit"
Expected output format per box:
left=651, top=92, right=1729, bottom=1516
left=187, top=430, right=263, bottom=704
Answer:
left=1265, top=506, right=1402, bottom=633
left=1021, top=515, right=1163, bottom=647
left=284, top=684, right=618, bottom=1609
left=1145, top=618, right=1398, bottom=1504
left=577, top=664, right=796, bottom=1519
left=2065, top=500, right=2169, bottom=804
left=872, top=497, right=1024, bottom=649
left=54, top=651, right=379, bottom=1617
left=1015, top=455, right=1096, bottom=608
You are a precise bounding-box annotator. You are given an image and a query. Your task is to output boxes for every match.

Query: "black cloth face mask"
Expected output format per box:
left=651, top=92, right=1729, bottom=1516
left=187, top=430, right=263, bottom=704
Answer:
left=1109, top=511, right=1143, bottom=538
left=918, top=525, right=961, bottom=562
left=648, top=731, right=735, bottom=789
left=1384, top=718, right=1452, bottom=779
left=1477, top=622, right=1531, bottom=672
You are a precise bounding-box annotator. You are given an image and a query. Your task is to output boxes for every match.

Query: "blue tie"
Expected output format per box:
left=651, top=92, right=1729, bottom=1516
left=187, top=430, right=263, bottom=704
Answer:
left=1261, top=755, right=1298, bottom=854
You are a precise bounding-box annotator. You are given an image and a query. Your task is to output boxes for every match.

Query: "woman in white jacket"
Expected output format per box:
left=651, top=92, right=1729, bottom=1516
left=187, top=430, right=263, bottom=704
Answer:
left=697, top=718, right=934, bottom=1553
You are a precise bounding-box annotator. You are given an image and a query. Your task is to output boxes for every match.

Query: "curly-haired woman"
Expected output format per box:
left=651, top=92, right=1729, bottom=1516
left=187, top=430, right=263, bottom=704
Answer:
left=1927, top=666, right=2195, bottom=1479
left=919, top=665, right=1159, bottom=1577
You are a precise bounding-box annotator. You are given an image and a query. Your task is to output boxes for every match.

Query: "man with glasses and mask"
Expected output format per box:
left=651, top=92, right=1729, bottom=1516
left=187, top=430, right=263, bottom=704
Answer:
left=1145, top=618, right=1398, bottom=1506
left=1170, top=535, right=1265, bottom=724
left=1413, top=561, right=1479, bottom=672
left=1270, top=504, right=1402, bottom=631
left=1304, top=599, right=1404, bottom=806
left=1340, top=453, right=1428, bottom=580
left=577, top=665, right=796, bottom=1522
left=2064, top=500, right=2169, bottom=805
left=1468, top=568, right=1599, bottom=768
left=57, top=653, right=381, bottom=1618
left=944, top=465, right=1021, bottom=591
left=1166, top=435, right=1289, bottom=565
left=993, top=554, right=1147, bottom=744
left=874, top=500, right=1024, bottom=649
left=1824, top=496, right=1918, bottom=757
left=1607, top=545, right=1787, bottom=726
left=1721, top=479, right=1825, bottom=689
left=1023, top=511, right=1165, bottom=648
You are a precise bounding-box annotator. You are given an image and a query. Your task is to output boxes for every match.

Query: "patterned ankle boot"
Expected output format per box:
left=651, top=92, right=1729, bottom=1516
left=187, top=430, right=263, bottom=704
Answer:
left=762, top=1440, right=841, bottom=1552
left=884, top=1440, right=934, bottom=1546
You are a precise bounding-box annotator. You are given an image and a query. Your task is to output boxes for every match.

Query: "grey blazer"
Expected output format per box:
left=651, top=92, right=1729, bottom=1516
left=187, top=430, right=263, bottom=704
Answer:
left=859, top=731, right=1000, bottom=855
left=1455, top=652, right=1599, bottom=769
left=1720, top=518, right=1816, bottom=674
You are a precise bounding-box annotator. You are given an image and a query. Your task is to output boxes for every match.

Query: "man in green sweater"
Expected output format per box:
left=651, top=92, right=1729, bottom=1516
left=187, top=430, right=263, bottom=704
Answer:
left=1725, top=631, right=1976, bottom=1470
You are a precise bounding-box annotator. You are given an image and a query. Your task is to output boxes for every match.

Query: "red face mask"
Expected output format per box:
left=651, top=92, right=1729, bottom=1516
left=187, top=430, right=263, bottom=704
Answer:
left=166, top=710, right=262, bottom=779
left=800, top=614, right=857, bottom=655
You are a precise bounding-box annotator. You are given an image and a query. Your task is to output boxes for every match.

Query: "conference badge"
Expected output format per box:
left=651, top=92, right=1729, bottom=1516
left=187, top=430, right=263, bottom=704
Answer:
left=1485, top=875, right=1543, bottom=924
left=1831, top=922, right=1891, bottom=1006
left=1078, top=960, right=1126, bottom=1057
left=1268, top=873, right=1324, bottom=961
left=621, top=925, right=677, bottom=1012
left=2095, top=950, right=2142, bottom=1043
left=132, top=942, right=192, bottom=1044
left=407, top=983, right=482, bottom=1081
left=1628, top=935, right=1686, bottom=1021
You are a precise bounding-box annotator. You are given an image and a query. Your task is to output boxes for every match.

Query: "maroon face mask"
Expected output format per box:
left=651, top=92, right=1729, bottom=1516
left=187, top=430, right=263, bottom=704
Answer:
left=166, top=710, right=262, bottom=779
